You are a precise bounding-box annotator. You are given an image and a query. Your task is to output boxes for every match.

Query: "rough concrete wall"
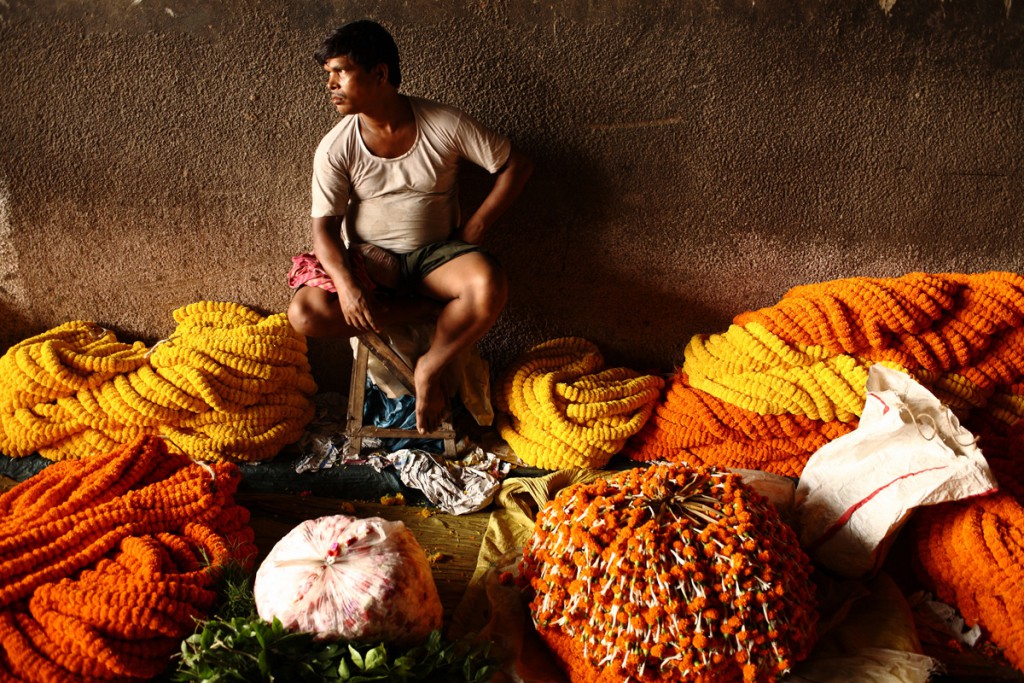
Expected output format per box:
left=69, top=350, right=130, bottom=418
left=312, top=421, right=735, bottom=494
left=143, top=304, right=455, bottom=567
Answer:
left=1, top=0, right=1021, bottom=388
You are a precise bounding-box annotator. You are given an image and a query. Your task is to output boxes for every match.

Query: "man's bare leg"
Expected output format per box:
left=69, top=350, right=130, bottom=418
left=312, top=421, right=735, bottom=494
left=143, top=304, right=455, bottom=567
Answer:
left=414, top=253, right=508, bottom=434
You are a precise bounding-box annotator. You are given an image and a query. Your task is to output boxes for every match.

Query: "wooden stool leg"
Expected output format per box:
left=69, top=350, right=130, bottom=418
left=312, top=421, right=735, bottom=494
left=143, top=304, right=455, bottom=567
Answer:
left=345, top=340, right=370, bottom=454
left=357, top=333, right=416, bottom=392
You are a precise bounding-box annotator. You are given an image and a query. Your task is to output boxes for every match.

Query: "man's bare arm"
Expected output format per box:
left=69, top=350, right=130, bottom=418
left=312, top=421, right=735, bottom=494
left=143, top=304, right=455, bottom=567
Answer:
left=311, top=215, right=378, bottom=331
left=459, top=146, right=534, bottom=245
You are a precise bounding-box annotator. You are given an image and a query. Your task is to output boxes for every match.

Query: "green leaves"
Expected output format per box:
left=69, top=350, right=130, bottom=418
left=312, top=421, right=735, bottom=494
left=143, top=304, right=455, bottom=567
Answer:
left=172, top=559, right=498, bottom=682
left=173, top=616, right=496, bottom=682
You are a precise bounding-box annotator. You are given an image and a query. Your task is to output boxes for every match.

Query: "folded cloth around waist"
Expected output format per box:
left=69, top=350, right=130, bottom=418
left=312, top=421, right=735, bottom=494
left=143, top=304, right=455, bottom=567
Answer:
left=287, top=251, right=378, bottom=292
left=288, top=241, right=485, bottom=293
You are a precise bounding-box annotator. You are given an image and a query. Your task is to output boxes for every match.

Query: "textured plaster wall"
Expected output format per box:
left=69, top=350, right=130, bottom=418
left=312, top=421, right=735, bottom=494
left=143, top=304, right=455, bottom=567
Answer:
left=1, top=0, right=1022, bottom=389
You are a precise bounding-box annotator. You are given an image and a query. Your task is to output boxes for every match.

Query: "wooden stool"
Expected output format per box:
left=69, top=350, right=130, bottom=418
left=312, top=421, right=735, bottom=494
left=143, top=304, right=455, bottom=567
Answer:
left=345, top=332, right=457, bottom=457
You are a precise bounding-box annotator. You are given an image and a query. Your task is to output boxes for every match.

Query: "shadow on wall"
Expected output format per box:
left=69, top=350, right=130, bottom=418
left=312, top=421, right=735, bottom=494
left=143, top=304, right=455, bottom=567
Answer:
left=486, top=246, right=726, bottom=376
left=473, top=136, right=719, bottom=374
left=0, top=302, right=34, bottom=353
left=463, top=138, right=606, bottom=283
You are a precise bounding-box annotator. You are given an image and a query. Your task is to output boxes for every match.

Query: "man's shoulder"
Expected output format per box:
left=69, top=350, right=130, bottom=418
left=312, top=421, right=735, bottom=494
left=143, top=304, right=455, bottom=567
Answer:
left=408, top=95, right=509, bottom=171
left=316, top=116, right=360, bottom=158
left=408, top=96, right=467, bottom=126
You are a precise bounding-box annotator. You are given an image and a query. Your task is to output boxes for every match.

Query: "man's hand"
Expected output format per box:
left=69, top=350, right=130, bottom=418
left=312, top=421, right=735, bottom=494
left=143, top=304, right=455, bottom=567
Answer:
left=458, top=217, right=487, bottom=246
left=337, top=282, right=379, bottom=332
left=310, top=216, right=381, bottom=332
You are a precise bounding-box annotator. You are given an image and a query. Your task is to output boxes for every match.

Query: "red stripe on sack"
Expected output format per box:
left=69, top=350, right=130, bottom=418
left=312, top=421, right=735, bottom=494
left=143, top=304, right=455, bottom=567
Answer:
left=808, top=465, right=949, bottom=551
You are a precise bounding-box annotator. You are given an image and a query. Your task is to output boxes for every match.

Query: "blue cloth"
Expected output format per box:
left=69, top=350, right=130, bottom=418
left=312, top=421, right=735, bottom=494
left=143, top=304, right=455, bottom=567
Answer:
left=363, top=379, right=444, bottom=453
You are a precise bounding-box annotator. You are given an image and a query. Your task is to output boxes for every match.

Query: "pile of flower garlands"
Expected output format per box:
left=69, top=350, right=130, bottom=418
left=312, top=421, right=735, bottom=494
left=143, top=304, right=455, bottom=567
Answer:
left=495, top=337, right=664, bottom=469
left=0, top=301, right=317, bottom=462
left=0, top=434, right=256, bottom=681
left=912, top=429, right=1024, bottom=672
left=624, top=271, right=1024, bottom=476
left=520, top=463, right=817, bottom=682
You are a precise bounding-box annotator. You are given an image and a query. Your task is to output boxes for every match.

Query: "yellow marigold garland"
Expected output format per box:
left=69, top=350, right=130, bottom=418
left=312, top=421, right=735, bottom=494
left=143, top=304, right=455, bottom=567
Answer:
left=0, top=435, right=256, bottom=682
left=685, top=323, right=894, bottom=423
left=625, top=272, right=1024, bottom=476
left=0, top=302, right=317, bottom=463
left=495, top=338, right=664, bottom=469
left=520, top=464, right=817, bottom=682
left=0, top=322, right=148, bottom=411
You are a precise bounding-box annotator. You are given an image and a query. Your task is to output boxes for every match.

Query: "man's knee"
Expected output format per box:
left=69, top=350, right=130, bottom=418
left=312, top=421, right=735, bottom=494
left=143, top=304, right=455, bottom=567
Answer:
left=286, top=295, right=313, bottom=336
left=465, top=260, right=508, bottom=316
left=421, top=252, right=508, bottom=317
left=287, top=289, right=335, bottom=337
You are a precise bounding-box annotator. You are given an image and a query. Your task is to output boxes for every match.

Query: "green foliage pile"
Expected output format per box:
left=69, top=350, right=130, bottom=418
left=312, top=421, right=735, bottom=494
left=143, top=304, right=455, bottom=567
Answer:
left=171, top=562, right=497, bottom=683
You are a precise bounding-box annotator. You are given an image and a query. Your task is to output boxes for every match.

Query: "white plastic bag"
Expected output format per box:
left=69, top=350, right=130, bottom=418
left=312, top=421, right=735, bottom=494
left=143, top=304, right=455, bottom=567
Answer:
left=254, top=515, right=443, bottom=645
left=795, top=364, right=998, bottom=578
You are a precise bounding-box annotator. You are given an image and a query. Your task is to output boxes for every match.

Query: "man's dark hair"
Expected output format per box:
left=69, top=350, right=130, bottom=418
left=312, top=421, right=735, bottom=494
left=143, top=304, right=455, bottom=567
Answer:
left=314, top=20, right=401, bottom=88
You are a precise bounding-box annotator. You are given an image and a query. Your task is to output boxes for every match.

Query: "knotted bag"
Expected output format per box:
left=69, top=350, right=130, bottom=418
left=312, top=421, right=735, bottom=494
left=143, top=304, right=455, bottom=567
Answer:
left=253, top=515, right=443, bottom=645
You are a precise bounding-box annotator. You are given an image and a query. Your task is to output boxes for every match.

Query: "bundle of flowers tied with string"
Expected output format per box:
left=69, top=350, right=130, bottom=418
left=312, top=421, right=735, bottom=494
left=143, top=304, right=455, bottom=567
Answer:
left=0, top=434, right=256, bottom=681
left=0, top=301, right=317, bottom=462
left=624, top=271, right=1024, bottom=476
left=495, top=337, right=664, bottom=469
left=520, top=463, right=817, bottom=682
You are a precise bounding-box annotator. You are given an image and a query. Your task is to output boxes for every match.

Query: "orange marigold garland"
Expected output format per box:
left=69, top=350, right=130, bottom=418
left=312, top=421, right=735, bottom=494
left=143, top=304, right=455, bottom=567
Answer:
left=520, top=464, right=817, bottom=682
left=625, top=272, right=1024, bottom=476
left=625, top=380, right=856, bottom=477
left=911, top=433, right=1024, bottom=673
left=0, top=435, right=256, bottom=681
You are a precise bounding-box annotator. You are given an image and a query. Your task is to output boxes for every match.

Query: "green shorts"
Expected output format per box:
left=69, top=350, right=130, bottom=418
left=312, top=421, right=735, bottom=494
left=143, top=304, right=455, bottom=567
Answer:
left=397, top=240, right=487, bottom=285
left=286, top=240, right=490, bottom=296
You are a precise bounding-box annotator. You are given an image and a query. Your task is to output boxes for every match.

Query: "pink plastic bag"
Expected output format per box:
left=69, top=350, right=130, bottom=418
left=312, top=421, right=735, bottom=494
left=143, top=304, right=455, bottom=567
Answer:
left=254, top=514, right=442, bottom=645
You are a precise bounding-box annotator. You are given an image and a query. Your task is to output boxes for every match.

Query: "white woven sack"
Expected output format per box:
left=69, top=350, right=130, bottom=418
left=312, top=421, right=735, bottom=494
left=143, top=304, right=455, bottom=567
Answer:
left=796, top=365, right=997, bottom=578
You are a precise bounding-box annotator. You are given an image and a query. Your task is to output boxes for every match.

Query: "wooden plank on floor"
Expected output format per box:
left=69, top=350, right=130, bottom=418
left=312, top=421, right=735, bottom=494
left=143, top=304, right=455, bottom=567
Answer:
left=238, top=493, right=489, bottom=626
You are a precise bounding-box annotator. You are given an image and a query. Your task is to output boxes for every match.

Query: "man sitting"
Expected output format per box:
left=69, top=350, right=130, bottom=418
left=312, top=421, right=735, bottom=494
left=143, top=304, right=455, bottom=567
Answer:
left=287, top=19, right=533, bottom=435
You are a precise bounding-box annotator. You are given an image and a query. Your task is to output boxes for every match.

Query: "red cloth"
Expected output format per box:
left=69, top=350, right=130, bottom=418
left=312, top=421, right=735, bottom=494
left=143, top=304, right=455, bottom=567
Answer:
left=287, top=252, right=336, bottom=292
left=287, top=251, right=376, bottom=293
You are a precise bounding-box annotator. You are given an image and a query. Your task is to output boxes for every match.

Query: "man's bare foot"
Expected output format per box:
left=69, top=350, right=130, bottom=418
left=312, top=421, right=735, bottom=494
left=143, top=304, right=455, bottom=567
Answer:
left=414, top=365, right=446, bottom=434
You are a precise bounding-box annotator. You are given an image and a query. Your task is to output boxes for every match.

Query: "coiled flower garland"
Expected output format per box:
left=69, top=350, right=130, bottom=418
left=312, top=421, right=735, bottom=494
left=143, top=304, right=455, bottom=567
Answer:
left=912, top=433, right=1024, bottom=672
left=495, top=338, right=664, bottom=469
left=520, top=463, right=817, bottom=682
left=618, top=271, right=1024, bottom=675
left=0, top=434, right=256, bottom=681
left=625, top=272, right=1024, bottom=476
left=0, top=301, right=317, bottom=462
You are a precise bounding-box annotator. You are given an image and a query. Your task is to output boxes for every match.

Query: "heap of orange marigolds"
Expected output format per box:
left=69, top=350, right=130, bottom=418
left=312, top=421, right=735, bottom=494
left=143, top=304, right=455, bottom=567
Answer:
left=0, top=301, right=317, bottom=462
left=912, top=429, right=1024, bottom=672
left=0, top=434, right=256, bottom=681
left=620, top=271, right=1024, bottom=675
left=520, top=463, right=817, bottom=682
left=625, top=271, right=1024, bottom=476
left=495, top=337, right=664, bottom=469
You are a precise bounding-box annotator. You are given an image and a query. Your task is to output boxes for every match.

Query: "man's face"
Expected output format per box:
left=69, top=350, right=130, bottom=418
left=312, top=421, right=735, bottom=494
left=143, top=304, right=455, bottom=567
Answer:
left=323, top=54, right=382, bottom=115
